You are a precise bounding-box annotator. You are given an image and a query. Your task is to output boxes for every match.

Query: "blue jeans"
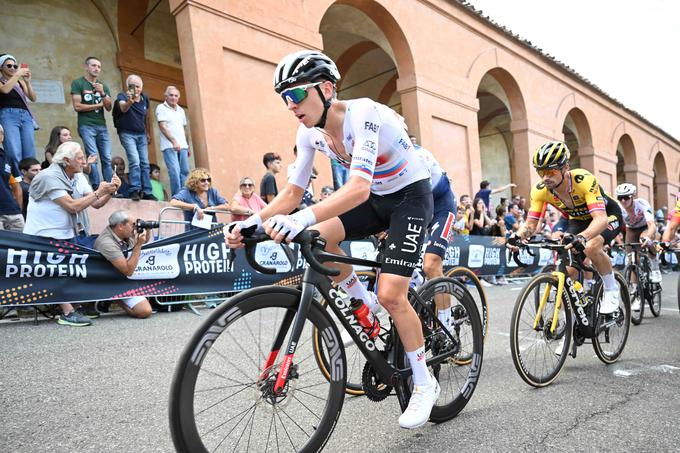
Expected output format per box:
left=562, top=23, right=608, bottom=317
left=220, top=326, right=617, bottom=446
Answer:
left=118, top=131, right=152, bottom=194
left=0, top=107, right=35, bottom=164
left=78, top=124, right=112, bottom=187
left=161, top=147, right=190, bottom=196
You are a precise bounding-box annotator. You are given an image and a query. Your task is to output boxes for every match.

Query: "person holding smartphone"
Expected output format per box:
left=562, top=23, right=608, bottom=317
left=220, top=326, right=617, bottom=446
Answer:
left=0, top=54, right=37, bottom=165
left=113, top=74, right=155, bottom=201
left=71, top=56, right=113, bottom=189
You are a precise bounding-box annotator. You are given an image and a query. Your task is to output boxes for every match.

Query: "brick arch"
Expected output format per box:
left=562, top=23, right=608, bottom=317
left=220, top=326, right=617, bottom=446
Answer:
left=377, top=73, right=398, bottom=105
left=613, top=133, right=637, bottom=167
left=335, top=41, right=379, bottom=91
left=559, top=107, right=593, bottom=149
left=332, top=0, right=415, bottom=81
left=555, top=98, right=593, bottom=149
left=468, top=49, right=527, bottom=121
left=90, top=0, right=119, bottom=50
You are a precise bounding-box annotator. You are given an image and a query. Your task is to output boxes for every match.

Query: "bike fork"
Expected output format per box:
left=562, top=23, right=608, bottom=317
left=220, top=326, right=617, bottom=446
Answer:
left=266, top=280, right=315, bottom=394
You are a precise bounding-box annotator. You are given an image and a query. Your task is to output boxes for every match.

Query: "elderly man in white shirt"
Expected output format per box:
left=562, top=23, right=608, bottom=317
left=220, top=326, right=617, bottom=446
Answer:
left=155, top=86, right=190, bottom=196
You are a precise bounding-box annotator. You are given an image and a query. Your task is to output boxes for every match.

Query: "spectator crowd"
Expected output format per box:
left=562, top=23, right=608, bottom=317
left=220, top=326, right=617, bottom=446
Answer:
left=1, top=52, right=677, bottom=324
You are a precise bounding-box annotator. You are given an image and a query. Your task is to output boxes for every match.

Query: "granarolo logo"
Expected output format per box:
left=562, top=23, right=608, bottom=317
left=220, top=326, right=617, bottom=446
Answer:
left=254, top=241, right=293, bottom=272
left=467, top=245, right=484, bottom=268
left=130, top=244, right=180, bottom=280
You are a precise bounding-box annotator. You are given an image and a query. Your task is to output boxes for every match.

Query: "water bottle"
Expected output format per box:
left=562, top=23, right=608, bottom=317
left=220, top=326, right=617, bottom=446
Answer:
left=349, top=298, right=380, bottom=338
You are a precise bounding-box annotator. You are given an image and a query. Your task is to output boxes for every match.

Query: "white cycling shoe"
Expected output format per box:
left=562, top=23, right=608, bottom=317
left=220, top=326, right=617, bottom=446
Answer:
left=398, top=376, right=440, bottom=429
left=600, top=288, right=620, bottom=314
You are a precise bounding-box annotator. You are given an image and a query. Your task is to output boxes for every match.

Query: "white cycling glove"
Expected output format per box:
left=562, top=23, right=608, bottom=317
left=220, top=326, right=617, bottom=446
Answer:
left=225, top=213, right=263, bottom=236
left=267, top=208, right=316, bottom=242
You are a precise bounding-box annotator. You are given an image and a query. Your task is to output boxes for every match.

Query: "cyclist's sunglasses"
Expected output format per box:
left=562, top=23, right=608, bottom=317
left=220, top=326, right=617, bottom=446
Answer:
left=280, top=82, right=322, bottom=105
left=537, top=168, right=562, bottom=177
left=617, top=195, right=632, bottom=201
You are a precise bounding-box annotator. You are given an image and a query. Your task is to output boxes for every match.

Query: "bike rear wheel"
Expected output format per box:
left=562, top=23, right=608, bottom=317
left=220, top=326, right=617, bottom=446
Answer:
left=592, top=274, right=631, bottom=364
left=647, top=282, right=662, bottom=317
left=623, top=265, right=643, bottom=325
left=169, top=287, right=346, bottom=453
left=395, top=277, right=483, bottom=423
left=510, top=274, right=572, bottom=388
left=445, top=267, right=489, bottom=339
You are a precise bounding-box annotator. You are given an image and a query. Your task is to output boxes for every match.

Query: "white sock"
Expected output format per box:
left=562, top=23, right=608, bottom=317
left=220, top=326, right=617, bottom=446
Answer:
left=602, top=273, right=617, bottom=291
left=438, top=309, right=451, bottom=327
left=406, top=346, right=432, bottom=387
left=339, top=272, right=373, bottom=307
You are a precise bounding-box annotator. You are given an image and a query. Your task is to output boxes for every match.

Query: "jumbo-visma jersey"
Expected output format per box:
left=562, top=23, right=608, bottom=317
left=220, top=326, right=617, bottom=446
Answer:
left=527, top=169, right=614, bottom=221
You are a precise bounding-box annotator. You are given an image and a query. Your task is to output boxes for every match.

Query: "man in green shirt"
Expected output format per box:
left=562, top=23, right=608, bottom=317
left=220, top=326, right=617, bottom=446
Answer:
left=70, top=56, right=112, bottom=189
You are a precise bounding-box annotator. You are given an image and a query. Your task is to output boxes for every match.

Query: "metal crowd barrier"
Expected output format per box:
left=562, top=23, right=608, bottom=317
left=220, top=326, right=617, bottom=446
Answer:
left=151, top=206, right=237, bottom=315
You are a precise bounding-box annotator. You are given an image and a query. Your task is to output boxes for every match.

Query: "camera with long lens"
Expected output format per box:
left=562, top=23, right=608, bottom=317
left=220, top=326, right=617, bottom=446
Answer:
left=135, top=219, right=160, bottom=233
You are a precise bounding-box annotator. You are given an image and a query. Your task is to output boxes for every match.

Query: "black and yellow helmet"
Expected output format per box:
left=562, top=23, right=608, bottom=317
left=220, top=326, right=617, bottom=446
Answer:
left=532, top=141, right=570, bottom=170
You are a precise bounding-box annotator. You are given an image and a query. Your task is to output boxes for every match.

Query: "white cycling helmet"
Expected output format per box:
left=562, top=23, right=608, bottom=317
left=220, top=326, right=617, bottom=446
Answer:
left=615, top=183, right=636, bottom=197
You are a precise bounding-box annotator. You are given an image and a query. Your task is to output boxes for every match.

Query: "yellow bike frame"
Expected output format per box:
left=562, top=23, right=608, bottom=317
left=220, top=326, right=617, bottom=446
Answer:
left=532, top=271, right=566, bottom=335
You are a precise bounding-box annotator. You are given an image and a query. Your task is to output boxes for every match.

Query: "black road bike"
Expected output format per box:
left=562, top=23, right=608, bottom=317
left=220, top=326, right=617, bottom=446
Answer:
left=622, top=242, right=662, bottom=325
left=169, top=230, right=483, bottom=452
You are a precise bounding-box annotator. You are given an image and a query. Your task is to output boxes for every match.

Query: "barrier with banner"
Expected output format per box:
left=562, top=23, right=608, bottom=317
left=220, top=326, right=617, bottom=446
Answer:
left=0, top=229, right=549, bottom=307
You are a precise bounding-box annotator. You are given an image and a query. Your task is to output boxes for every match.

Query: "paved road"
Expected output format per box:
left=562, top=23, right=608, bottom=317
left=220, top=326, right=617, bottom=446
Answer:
left=1, top=273, right=679, bottom=452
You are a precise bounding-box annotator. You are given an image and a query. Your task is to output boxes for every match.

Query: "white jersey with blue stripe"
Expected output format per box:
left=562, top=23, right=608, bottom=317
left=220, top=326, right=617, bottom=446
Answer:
left=289, top=98, right=430, bottom=195
left=413, top=145, right=444, bottom=188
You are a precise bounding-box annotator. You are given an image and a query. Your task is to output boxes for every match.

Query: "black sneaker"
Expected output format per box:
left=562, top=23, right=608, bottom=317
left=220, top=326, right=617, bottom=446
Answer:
left=57, top=311, right=92, bottom=327
left=79, top=304, right=100, bottom=319
left=95, top=300, right=111, bottom=314
left=130, top=191, right=141, bottom=201
left=142, top=193, right=157, bottom=201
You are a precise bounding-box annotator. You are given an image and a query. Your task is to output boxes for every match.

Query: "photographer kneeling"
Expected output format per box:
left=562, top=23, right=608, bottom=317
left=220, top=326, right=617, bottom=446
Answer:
left=94, top=210, right=153, bottom=318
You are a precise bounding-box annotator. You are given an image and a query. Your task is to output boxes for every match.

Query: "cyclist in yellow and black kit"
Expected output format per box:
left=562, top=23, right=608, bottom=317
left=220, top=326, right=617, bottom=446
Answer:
left=509, top=141, right=623, bottom=315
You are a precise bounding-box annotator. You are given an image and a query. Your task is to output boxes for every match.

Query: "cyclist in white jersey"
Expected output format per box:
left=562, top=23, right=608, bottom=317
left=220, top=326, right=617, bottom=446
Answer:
left=226, top=50, right=438, bottom=429
left=615, top=183, right=661, bottom=285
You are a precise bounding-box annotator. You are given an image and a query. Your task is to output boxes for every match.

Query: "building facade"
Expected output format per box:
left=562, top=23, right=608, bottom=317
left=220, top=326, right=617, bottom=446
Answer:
left=4, top=0, right=679, bottom=210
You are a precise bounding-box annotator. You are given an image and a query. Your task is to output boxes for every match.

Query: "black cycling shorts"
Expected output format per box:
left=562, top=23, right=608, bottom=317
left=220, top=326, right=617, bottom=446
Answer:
left=339, top=179, right=433, bottom=277
left=567, top=200, right=623, bottom=244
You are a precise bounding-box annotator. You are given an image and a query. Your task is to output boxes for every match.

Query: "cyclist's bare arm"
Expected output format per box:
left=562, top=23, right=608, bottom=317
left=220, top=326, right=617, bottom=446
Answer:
left=303, top=175, right=370, bottom=225
left=258, top=183, right=305, bottom=222
left=516, top=218, right=538, bottom=240
left=642, top=219, right=657, bottom=240
left=662, top=220, right=679, bottom=243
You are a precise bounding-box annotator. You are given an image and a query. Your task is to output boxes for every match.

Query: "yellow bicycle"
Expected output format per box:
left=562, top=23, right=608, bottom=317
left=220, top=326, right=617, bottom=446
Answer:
left=509, top=238, right=630, bottom=388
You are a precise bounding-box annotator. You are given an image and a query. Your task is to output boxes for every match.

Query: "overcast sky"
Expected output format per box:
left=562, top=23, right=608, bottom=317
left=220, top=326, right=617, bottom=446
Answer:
left=468, top=0, right=680, bottom=140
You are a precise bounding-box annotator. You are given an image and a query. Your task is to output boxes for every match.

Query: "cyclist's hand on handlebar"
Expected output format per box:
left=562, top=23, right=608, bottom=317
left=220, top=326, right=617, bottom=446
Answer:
left=224, top=214, right=263, bottom=248
left=506, top=232, right=522, bottom=252
left=656, top=241, right=670, bottom=253
left=265, top=208, right=316, bottom=244
left=640, top=236, right=653, bottom=247
left=563, top=233, right=586, bottom=253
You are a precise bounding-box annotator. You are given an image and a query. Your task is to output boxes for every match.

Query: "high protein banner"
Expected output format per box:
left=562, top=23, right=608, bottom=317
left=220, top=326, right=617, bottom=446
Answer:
left=0, top=229, right=548, bottom=307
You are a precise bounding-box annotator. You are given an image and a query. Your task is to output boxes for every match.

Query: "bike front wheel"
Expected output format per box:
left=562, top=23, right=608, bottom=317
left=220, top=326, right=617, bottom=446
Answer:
left=510, top=273, right=572, bottom=388
left=623, top=265, right=643, bottom=325
left=592, top=273, right=631, bottom=364
left=647, top=282, right=662, bottom=317
left=170, top=286, right=346, bottom=453
left=395, top=277, right=483, bottom=423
